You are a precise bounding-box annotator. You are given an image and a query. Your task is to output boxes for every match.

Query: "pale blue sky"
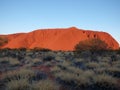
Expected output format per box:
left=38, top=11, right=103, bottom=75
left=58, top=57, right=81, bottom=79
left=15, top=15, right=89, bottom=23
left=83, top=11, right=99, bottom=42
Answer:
left=0, top=0, right=120, bottom=44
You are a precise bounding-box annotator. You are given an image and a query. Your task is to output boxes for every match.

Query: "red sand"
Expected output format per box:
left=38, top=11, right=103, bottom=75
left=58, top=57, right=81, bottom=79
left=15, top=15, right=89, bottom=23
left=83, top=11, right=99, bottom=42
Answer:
left=0, top=27, right=119, bottom=50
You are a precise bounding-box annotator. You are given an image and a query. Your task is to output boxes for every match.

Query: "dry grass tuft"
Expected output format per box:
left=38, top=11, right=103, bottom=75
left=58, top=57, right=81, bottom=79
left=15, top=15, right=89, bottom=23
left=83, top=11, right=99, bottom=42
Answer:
left=93, top=74, right=118, bottom=87
left=2, top=68, right=34, bottom=81
left=8, top=57, right=20, bottom=66
left=32, top=79, right=59, bottom=90
left=85, top=62, right=100, bottom=69
left=50, top=66, right=61, bottom=73
left=6, top=78, right=30, bottom=90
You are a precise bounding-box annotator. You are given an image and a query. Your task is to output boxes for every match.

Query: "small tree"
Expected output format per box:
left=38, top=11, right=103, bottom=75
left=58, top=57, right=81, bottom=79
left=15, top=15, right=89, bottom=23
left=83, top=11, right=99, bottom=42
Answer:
left=74, top=38, right=108, bottom=53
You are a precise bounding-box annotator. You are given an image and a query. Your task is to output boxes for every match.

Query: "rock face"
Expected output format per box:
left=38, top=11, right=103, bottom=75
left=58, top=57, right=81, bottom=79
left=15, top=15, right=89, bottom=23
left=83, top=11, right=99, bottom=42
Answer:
left=0, top=27, right=119, bottom=50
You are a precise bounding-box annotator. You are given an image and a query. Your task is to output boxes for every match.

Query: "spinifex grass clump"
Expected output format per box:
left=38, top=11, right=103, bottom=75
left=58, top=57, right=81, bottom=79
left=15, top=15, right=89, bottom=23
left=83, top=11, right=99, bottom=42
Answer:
left=85, top=62, right=100, bottom=69
left=92, top=74, right=118, bottom=90
left=8, top=57, right=21, bottom=67
left=6, top=79, right=30, bottom=90
left=32, top=79, right=59, bottom=90
left=106, top=67, right=120, bottom=78
left=1, top=68, right=34, bottom=82
left=0, top=48, right=120, bottom=90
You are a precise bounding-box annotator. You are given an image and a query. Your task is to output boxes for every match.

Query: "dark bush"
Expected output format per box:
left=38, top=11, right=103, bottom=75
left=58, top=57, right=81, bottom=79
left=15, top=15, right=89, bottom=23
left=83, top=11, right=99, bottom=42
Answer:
left=32, top=47, right=51, bottom=52
left=32, top=62, right=43, bottom=67
left=1, top=60, right=9, bottom=64
left=74, top=38, right=109, bottom=54
left=19, top=48, right=27, bottom=52
left=43, top=56, right=54, bottom=61
left=32, top=71, right=47, bottom=81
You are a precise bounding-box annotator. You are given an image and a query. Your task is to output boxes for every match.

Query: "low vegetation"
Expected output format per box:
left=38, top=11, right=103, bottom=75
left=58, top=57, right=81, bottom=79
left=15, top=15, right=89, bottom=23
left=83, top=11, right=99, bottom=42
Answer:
left=75, top=38, right=108, bottom=51
left=0, top=45, right=120, bottom=90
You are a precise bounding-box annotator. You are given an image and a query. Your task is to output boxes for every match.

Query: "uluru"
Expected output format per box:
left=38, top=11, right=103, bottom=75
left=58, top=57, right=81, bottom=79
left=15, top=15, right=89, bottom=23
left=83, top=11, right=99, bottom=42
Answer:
left=0, top=27, right=119, bottom=51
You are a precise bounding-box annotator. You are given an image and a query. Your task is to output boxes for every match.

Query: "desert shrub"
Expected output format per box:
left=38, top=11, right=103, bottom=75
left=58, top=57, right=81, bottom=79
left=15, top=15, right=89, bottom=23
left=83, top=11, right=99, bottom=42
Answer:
left=73, top=59, right=86, bottom=69
left=93, top=74, right=118, bottom=90
left=55, top=56, right=65, bottom=63
left=57, top=61, right=71, bottom=70
left=79, top=50, right=92, bottom=58
left=112, top=60, right=120, bottom=68
left=23, top=63, right=33, bottom=69
left=8, top=58, right=20, bottom=67
left=56, top=51, right=65, bottom=56
left=32, top=58, right=41, bottom=63
left=63, top=52, right=74, bottom=60
left=0, top=50, right=8, bottom=57
left=2, top=68, right=34, bottom=82
left=74, top=58, right=84, bottom=63
left=0, top=58, right=9, bottom=72
left=116, top=55, right=120, bottom=61
left=100, top=56, right=111, bottom=63
left=24, top=56, right=32, bottom=62
left=50, top=66, right=61, bottom=73
left=43, top=52, right=55, bottom=61
left=32, top=47, right=51, bottom=52
left=85, top=62, right=100, bottom=69
left=98, top=62, right=110, bottom=67
left=110, top=54, right=117, bottom=62
left=83, top=70, right=95, bottom=79
left=39, top=48, right=51, bottom=52
left=67, top=66, right=83, bottom=75
left=44, top=62, right=53, bottom=67
left=43, top=55, right=54, bottom=61
left=32, top=71, right=47, bottom=81
left=95, top=68, right=106, bottom=74
left=106, top=67, right=120, bottom=78
left=75, top=73, right=91, bottom=88
left=76, top=77, right=90, bottom=89
left=74, top=70, right=94, bottom=89
left=19, top=48, right=27, bottom=52
left=74, top=38, right=108, bottom=53
left=0, top=48, right=11, bottom=51
left=0, top=58, right=9, bottom=64
left=32, top=79, right=59, bottom=90
left=55, top=71, right=77, bottom=86
left=55, top=70, right=94, bottom=89
left=6, top=79, right=30, bottom=90
left=32, top=58, right=42, bottom=66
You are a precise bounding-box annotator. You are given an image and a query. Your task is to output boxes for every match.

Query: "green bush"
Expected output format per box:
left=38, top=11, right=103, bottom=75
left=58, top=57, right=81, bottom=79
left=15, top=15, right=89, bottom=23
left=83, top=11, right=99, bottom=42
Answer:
left=74, top=38, right=108, bottom=53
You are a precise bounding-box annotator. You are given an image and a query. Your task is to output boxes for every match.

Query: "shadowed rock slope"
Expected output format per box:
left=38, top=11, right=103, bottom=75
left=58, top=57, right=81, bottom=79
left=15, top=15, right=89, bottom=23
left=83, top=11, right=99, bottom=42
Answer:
left=0, top=27, right=119, bottom=50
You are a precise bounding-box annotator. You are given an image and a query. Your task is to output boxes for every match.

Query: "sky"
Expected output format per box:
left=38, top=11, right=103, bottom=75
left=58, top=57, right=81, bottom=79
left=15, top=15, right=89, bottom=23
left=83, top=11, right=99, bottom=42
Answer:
left=0, top=0, right=120, bottom=44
